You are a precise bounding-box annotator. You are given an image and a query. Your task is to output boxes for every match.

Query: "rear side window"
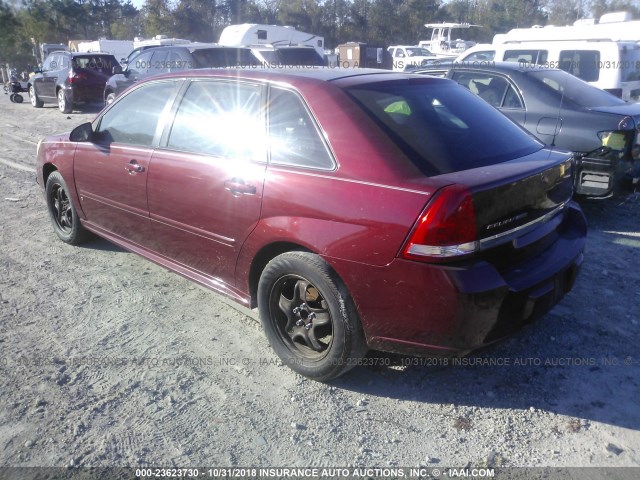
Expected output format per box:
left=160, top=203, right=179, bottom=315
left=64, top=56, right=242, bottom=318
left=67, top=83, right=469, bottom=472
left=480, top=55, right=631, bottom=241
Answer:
left=345, top=80, right=542, bottom=176
left=268, top=88, right=335, bottom=170
left=167, top=80, right=265, bottom=160
left=559, top=50, right=600, bottom=82
left=463, top=51, right=495, bottom=62
left=504, top=49, right=548, bottom=64
left=451, top=72, right=523, bottom=109
left=277, top=49, right=324, bottom=66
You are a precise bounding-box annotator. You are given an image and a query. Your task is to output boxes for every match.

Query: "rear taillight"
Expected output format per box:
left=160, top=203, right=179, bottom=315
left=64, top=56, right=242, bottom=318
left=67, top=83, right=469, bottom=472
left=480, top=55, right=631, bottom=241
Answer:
left=69, top=72, right=87, bottom=83
left=401, top=185, right=478, bottom=262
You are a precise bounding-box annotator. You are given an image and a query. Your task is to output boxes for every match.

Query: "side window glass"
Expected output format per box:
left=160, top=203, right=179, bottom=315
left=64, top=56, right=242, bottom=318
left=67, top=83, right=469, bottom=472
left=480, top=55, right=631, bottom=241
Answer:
left=167, top=81, right=264, bottom=160
left=463, top=51, right=495, bottom=62
left=127, top=51, right=153, bottom=76
left=452, top=72, right=508, bottom=108
left=502, top=85, right=524, bottom=109
left=95, top=81, right=176, bottom=147
left=268, top=88, right=335, bottom=170
left=167, top=51, right=187, bottom=71
left=49, top=55, right=60, bottom=70
left=559, top=50, right=600, bottom=82
left=42, top=56, right=52, bottom=71
left=150, top=50, right=169, bottom=74
left=504, top=49, right=547, bottom=64
left=59, top=55, right=69, bottom=69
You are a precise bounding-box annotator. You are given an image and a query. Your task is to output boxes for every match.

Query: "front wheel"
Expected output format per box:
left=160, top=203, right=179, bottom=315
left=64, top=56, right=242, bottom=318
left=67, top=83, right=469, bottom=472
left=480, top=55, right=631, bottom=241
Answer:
left=29, top=85, right=43, bottom=108
left=257, top=252, right=367, bottom=381
left=45, top=171, right=92, bottom=245
left=57, top=89, right=72, bottom=114
left=105, top=92, right=116, bottom=105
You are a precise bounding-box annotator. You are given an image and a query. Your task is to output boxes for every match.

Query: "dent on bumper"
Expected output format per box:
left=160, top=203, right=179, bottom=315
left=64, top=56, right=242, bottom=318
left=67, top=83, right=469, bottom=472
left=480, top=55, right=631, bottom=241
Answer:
left=332, top=203, right=587, bottom=357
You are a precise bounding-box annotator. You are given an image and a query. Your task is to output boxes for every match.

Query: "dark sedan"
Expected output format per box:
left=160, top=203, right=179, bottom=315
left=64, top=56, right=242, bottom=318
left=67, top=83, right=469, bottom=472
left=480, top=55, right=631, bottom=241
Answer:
left=37, top=69, right=586, bottom=380
left=415, top=62, right=640, bottom=197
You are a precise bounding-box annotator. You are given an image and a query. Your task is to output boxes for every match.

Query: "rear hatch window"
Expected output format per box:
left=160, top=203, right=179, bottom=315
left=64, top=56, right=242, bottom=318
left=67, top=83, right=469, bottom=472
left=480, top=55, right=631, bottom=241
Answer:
left=72, top=56, right=118, bottom=73
left=345, top=79, right=543, bottom=175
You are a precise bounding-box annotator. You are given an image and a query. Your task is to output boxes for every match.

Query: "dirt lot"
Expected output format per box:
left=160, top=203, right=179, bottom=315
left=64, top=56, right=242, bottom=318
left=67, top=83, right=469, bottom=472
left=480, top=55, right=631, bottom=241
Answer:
left=1, top=97, right=639, bottom=472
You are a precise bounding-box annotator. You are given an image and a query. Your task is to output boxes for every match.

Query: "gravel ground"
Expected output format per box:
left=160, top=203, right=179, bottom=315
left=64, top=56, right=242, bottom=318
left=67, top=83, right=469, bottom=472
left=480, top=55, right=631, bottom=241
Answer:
left=1, top=97, right=639, bottom=472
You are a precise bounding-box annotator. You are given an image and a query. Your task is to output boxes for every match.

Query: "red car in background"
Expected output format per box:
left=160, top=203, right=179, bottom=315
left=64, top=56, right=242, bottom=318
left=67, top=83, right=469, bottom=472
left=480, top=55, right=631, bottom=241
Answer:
left=36, top=68, right=586, bottom=381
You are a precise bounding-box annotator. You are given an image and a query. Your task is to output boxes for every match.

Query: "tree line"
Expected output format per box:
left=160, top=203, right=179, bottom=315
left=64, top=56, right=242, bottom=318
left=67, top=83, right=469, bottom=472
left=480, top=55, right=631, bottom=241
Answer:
left=1, top=0, right=639, bottom=69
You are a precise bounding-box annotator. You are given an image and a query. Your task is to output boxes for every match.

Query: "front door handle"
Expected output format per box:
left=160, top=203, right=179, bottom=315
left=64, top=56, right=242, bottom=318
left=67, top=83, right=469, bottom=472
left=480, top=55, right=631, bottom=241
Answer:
left=125, top=159, right=144, bottom=174
left=224, top=178, right=256, bottom=196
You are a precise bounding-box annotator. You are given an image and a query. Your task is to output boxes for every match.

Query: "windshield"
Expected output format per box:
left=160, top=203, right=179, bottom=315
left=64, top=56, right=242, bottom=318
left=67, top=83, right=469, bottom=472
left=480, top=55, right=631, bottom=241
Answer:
left=346, top=80, right=543, bottom=176
left=529, top=69, right=626, bottom=107
left=191, top=48, right=258, bottom=68
left=406, top=48, right=433, bottom=57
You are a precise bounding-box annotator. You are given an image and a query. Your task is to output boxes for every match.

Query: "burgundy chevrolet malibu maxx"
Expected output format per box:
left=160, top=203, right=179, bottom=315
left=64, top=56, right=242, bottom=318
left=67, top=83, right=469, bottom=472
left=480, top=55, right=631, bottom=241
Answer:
left=36, top=68, right=587, bottom=381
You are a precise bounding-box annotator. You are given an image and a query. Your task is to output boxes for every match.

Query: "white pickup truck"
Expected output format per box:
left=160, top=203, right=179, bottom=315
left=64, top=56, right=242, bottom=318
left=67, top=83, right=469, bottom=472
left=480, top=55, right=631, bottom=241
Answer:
left=387, top=45, right=436, bottom=71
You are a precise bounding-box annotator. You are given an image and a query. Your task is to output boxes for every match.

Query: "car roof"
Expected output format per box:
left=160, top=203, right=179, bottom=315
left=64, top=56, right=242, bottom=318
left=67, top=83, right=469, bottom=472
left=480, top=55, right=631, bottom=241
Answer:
left=69, top=51, right=118, bottom=58
left=415, top=61, right=560, bottom=75
left=145, top=67, right=453, bottom=88
left=149, top=43, right=252, bottom=52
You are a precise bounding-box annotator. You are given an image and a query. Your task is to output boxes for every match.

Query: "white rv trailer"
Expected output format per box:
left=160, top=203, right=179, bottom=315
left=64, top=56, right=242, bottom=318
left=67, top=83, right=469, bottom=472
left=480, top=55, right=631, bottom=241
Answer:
left=219, top=24, right=325, bottom=58
left=492, top=11, right=640, bottom=44
left=457, top=12, right=640, bottom=101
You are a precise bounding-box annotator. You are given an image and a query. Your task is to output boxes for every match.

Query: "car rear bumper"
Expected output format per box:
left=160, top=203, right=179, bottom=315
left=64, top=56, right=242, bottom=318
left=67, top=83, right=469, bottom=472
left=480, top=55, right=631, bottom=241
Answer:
left=329, top=202, right=587, bottom=357
left=66, top=84, right=105, bottom=104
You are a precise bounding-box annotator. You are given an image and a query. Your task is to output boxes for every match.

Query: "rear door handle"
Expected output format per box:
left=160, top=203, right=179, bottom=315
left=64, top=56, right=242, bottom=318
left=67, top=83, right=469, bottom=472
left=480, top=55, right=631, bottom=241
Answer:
left=125, top=159, right=144, bottom=174
left=224, top=178, right=256, bottom=196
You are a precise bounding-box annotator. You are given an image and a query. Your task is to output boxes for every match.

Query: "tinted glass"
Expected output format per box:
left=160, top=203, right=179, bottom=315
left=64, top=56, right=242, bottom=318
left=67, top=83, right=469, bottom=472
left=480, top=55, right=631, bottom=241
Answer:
left=167, top=81, right=264, bottom=160
left=450, top=72, right=509, bottom=107
left=268, top=88, right=334, bottom=170
left=558, top=50, right=600, bottom=82
left=96, top=81, right=176, bottom=147
left=528, top=69, right=625, bottom=107
left=166, top=51, right=188, bottom=71
left=127, top=51, right=153, bottom=75
left=191, top=48, right=258, bottom=68
left=346, top=80, right=542, bottom=176
left=149, top=49, right=169, bottom=74
left=277, top=49, right=324, bottom=66
left=463, top=51, right=495, bottom=62
left=72, top=55, right=117, bottom=73
left=503, top=85, right=524, bottom=109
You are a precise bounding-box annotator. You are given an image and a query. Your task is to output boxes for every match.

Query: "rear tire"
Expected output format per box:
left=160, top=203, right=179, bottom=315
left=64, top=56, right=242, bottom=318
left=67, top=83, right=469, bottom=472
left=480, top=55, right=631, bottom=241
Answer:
left=105, top=92, right=116, bottom=105
left=45, top=171, right=92, bottom=245
left=29, top=85, right=43, bottom=108
left=257, top=251, right=367, bottom=381
left=57, top=89, right=72, bottom=114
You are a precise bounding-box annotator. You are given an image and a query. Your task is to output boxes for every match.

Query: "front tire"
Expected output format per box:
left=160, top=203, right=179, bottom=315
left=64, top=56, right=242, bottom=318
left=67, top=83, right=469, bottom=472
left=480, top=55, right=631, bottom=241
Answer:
left=45, top=171, right=92, bottom=245
left=57, top=89, right=72, bottom=114
left=257, top=252, right=367, bottom=381
left=29, top=85, right=43, bottom=108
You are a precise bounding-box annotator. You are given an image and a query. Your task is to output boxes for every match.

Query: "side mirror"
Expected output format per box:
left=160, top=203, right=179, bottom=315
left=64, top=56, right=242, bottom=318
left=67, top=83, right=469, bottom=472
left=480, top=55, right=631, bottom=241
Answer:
left=70, top=122, right=94, bottom=142
left=33, top=68, right=42, bottom=74
left=112, top=65, right=123, bottom=75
